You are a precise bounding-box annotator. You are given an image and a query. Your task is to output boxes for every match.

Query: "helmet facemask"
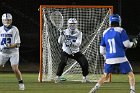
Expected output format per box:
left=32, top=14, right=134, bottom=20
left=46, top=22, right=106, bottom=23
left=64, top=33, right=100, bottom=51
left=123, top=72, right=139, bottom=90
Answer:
left=67, top=18, right=78, bottom=32
left=68, top=23, right=77, bottom=30
left=2, top=19, right=12, bottom=27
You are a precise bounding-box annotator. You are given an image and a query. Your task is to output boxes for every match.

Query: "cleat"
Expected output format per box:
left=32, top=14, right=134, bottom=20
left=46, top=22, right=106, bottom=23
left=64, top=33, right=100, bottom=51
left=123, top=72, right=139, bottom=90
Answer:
left=19, top=83, right=25, bottom=90
left=130, top=89, right=135, bottom=93
left=81, top=78, right=90, bottom=83
left=54, top=76, right=61, bottom=83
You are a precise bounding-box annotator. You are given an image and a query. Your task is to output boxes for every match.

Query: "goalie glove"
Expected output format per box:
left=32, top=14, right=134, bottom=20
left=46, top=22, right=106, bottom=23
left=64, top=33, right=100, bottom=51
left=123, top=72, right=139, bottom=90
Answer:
left=132, top=38, right=138, bottom=48
left=59, top=29, right=64, bottom=35
left=65, top=40, right=72, bottom=47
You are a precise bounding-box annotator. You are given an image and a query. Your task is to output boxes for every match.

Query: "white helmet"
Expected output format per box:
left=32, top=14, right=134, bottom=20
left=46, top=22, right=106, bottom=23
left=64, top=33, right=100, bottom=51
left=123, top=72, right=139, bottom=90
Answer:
left=67, top=18, right=78, bottom=30
left=2, top=13, right=12, bottom=27
left=67, top=18, right=78, bottom=24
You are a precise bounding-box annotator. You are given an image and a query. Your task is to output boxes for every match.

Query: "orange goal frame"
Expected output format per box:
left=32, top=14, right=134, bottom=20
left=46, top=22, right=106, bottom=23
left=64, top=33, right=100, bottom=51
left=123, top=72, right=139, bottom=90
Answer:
left=39, top=5, right=113, bottom=82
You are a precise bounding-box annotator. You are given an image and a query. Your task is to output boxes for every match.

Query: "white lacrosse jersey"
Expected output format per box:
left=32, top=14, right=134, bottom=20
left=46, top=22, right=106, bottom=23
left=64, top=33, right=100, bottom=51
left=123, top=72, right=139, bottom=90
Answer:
left=58, top=28, right=82, bottom=54
left=0, top=25, right=21, bottom=54
left=100, top=27, right=133, bottom=64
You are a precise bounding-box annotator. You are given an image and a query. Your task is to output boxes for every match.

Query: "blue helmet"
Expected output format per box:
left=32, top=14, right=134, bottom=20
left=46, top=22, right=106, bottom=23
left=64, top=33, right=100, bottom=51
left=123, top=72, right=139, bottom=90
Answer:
left=109, top=14, right=121, bottom=26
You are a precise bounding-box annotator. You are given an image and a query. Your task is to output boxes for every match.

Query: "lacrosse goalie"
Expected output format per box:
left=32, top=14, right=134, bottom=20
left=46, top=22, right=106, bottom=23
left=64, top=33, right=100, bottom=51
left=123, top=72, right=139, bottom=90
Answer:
left=55, top=18, right=89, bottom=83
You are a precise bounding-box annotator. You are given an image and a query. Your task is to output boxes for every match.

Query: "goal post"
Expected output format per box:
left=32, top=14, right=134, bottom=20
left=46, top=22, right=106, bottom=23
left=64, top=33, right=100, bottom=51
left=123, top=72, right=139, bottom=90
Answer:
left=39, top=5, right=113, bottom=82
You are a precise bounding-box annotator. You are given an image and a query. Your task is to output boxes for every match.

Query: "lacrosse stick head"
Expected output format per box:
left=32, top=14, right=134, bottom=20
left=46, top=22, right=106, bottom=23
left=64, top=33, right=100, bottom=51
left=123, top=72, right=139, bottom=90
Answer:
left=50, top=11, right=64, bottom=29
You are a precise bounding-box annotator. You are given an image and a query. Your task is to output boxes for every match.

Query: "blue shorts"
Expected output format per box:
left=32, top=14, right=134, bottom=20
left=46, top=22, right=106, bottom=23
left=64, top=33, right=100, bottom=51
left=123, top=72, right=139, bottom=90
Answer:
left=104, top=61, right=132, bottom=74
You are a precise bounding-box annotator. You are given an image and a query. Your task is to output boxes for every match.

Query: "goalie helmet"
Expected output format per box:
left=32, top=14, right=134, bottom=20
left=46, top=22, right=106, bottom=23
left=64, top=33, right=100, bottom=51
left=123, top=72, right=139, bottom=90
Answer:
left=109, top=14, right=121, bottom=26
left=67, top=18, right=78, bottom=30
left=2, top=13, right=12, bottom=27
left=67, top=18, right=78, bottom=24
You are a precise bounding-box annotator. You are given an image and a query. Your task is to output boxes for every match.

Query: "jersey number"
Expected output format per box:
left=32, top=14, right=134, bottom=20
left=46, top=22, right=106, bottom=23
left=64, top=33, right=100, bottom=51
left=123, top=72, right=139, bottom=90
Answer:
left=108, top=38, right=116, bottom=53
left=1, top=38, right=11, bottom=45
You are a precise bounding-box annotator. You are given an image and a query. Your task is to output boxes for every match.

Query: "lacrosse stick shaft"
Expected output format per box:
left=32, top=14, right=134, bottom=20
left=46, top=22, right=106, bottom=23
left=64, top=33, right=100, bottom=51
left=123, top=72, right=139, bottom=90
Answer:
left=61, top=32, right=74, bottom=56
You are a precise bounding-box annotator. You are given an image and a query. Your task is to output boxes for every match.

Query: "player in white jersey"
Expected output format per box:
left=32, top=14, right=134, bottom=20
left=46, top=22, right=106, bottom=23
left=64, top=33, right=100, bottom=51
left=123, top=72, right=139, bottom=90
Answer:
left=0, top=13, right=25, bottom=90
left=89, top=14, right=137, bottom=93
left=55, top=18, right=89, bottom=83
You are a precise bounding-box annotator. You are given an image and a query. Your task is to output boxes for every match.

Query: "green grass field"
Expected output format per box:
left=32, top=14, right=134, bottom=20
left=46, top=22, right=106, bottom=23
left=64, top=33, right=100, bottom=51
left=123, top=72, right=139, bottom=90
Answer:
left=0, top=73, right=139, bottom=93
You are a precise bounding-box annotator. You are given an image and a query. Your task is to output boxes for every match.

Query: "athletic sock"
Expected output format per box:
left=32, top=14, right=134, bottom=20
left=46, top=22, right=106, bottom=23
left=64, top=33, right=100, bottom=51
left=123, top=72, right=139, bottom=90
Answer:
left=130, top=86, right=135, bottom=91
left=83, top=76, right=87, bottom=80
left=94, top=83, right=101, bottom=90
left=19, top=80, right=23, bottom=84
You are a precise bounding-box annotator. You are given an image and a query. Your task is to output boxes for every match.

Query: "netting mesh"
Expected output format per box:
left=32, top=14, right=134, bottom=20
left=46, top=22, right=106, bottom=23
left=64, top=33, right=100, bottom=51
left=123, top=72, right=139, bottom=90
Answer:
left=39, top=6, right=112, bottom=82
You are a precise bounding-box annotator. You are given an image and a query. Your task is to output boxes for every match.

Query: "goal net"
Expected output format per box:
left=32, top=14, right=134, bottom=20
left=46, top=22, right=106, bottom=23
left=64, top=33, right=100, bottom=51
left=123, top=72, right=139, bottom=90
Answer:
left=39, top=5, right=113, bottom=82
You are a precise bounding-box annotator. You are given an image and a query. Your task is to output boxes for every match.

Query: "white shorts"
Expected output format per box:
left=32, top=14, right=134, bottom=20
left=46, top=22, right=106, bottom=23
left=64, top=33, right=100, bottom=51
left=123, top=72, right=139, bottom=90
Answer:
left=0, top=52, right=19, bottom=66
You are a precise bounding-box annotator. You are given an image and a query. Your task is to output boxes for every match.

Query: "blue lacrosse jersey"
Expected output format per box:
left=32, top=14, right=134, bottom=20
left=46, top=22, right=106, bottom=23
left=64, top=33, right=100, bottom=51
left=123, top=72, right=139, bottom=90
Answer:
left=100, top=27, right=129, bottom=59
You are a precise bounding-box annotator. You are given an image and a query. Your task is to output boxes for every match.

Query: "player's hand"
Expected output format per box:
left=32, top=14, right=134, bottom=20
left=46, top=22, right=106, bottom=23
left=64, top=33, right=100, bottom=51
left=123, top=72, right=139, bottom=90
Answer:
left=65, top=40, right=72, bottom=47
left=5, top=44, right=11, bottom=47
left=1, top=47, right=9, bottom=53
left=0, top=44, right=10, bottom=53
left=132, top=38, right=138, bottom=48
left=103, top=54, right=106, bottom=60
left=59, top=29, right=64, bottom=35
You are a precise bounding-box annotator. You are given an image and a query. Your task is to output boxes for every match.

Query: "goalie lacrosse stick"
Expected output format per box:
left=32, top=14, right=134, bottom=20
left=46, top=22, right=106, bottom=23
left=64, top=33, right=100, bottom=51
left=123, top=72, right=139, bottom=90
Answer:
left=50, top=11, right=63, bottom=32
left=50, top=11, right=74, bottom=56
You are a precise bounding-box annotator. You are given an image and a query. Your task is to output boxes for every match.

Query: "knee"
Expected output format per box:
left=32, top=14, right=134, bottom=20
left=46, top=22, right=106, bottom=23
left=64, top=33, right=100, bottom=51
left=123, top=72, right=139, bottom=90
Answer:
left=80, top=59, right=89, bottom=67
left=12, top=67, right=18, bottom=72
left=59, top=61, right=66, bottom=66
left=11, top=65, right=19, bottom=72
left=128, top=72, right=135, bottom=79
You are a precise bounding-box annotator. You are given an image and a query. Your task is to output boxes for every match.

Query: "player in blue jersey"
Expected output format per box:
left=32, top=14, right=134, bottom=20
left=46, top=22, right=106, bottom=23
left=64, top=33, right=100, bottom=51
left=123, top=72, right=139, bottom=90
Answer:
left=0, top=13, right=25, bottom=90
left=55, top=18, right=89, bottom=83
left=89, top=14, right=137, bottom=93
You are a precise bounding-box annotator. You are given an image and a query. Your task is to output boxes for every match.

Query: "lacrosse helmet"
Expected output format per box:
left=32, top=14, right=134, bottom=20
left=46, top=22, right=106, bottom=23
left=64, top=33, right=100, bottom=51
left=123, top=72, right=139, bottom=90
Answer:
left=109, top=14, right=121, bottom=26
left=2, top=13, right=12, bottom=27
left=67, top=18, right=78, bottom=30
